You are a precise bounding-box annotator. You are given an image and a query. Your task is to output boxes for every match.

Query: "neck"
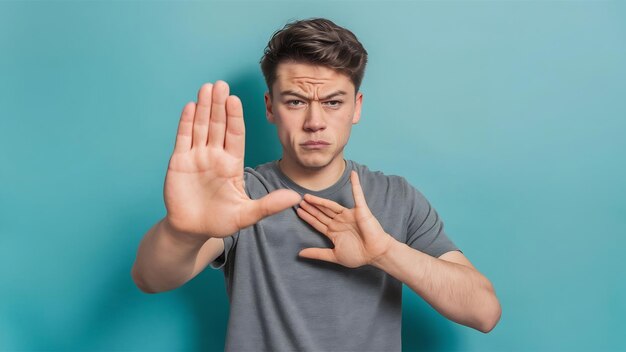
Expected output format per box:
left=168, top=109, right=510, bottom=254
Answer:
left=278, top=155, right=346, bottom=191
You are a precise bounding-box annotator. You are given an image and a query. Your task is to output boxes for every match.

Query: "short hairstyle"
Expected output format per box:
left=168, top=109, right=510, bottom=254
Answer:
left=260, top=18, right=368, bottom=95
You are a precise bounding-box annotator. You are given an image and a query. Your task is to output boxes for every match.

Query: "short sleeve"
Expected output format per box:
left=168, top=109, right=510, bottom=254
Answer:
left=405, top=183, right=461, bottom=258
left=209, top=234, right=238, bottom=270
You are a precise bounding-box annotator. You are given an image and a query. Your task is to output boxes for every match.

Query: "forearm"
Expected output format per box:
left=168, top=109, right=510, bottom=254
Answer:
left=131, top=218, right=211, bottom=293
left=372, top=239, right=501, bottom=333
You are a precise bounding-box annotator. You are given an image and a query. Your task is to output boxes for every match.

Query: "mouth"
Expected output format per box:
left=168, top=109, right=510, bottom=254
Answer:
left=300, top=140, right=331, bottom=149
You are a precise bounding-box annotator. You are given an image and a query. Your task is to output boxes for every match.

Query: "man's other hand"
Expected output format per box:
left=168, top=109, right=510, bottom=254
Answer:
left=296, top=171, right=395, bottom=268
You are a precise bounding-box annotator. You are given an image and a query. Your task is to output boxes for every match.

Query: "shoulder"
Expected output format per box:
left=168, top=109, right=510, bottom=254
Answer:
left=242, top=161, right=279, bottom=198
left=349, top=160, right=432, bottom=210
left=350, top=160, right=414, bottom=194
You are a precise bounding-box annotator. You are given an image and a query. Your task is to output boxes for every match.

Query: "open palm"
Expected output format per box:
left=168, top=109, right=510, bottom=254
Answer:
left=296, top=171, right=394, bottom=268
left=164, top=82, right=301, bottom=238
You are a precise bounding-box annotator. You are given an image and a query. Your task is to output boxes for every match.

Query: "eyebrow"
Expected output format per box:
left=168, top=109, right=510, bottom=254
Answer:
left=279, top=90, right=347, bottom=101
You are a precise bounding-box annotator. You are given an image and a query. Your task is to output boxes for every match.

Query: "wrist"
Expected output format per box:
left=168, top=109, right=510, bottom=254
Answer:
left=161, top=217, right=210, bottom=248
left=369, top=234, right=399, bottom=268
left=370, top=237, right=406, bottom=270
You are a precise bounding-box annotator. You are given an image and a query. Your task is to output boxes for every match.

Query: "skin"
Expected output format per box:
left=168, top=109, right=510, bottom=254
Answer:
left=265, top=62, right=501, bottom=332
left=132, top=62, right=501, bottom=333
left=131, top=81, right=301, bottom=293
left=297, top=171, right=502, bottom=332
left=163, top=81, right=301, bottom=238
left=264, top=62, right=362, bottom=191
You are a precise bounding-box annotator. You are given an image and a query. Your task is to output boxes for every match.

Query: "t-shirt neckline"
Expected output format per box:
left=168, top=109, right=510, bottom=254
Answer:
left=271, top=159, right=354, bottom=198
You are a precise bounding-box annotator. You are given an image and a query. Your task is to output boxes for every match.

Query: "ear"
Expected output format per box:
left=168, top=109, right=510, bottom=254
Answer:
left=352, top=92, right=363, bottom=124
left=264, top=91, right=275, bottom=124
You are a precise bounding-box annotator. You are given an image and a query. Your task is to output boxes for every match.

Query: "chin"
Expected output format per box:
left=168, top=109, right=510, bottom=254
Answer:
left=296, top=153, right=337, bottom=170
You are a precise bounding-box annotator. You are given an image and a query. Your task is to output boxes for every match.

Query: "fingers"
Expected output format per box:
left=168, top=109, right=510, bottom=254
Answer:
left=174, top=102, right=196, bottom=153
left=350, top=171, right=368, bottom=208
left=297, top=206, right=329, bottom=236
left=208, top=81, right=229, bottom=148
left=310, top=203, right=337, bottom=219
left=224, top=95, right=245, bottom=158
left=188, top=81, right=241, bottom=152
left=303, top=194, right=344, bottom=214
left=299, top=200, right=333, bottom=224
left=239, top=189, right=301, bottom=228
left=192, top=83, right=213, bottom=148
left=299, top=247, right=337, bottom=264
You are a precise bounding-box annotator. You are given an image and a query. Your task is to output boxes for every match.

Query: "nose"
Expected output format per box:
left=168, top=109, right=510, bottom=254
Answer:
left=303, top=101, right=326, bottom=132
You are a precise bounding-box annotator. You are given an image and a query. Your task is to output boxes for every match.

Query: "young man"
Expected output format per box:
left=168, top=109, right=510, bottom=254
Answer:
left=132, top=18, right=501, bottom=351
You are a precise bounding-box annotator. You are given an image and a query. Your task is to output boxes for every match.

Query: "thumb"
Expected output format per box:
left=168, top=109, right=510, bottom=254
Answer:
left=299, top=248, right=338, bottom=264
left=239, top=189, right=301, bottom=227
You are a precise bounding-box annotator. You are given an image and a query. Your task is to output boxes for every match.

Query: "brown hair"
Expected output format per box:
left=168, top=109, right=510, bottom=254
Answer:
left=260, top=18, right=368, bottom=95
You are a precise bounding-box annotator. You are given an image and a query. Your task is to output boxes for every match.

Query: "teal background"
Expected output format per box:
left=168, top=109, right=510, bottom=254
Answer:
left=1, top=1, right=625, bottom=351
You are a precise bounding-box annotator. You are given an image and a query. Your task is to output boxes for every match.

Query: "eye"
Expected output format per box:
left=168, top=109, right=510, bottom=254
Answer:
left=323, top=100, right=343, bottom=108
left=286, top=99, right=306, bottom=107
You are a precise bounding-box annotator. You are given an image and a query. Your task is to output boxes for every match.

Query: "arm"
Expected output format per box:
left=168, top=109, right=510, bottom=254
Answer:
left=131, top=81, right=300, bottom=293
left=131, top=218, right=224, bottom=293
left=371, top=244, right=501, bottom=333
left=297, top=171, right=501, bottom=332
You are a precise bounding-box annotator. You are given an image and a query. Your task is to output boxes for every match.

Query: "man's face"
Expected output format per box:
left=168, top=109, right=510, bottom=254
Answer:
left=265, top=62, right=363, bottom=171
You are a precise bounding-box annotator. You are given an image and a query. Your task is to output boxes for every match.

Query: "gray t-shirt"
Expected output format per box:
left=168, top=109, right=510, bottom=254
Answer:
left=210, top=160, right=459, bottom=351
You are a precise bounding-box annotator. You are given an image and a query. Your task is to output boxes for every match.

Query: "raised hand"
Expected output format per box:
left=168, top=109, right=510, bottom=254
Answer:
left=163, top=81, right=301, bottom=238
left=296, top=171, right=395, bottom=268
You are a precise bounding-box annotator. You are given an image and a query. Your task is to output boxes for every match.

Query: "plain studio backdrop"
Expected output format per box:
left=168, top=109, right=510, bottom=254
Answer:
left=1, top=1, right=625, bottom=351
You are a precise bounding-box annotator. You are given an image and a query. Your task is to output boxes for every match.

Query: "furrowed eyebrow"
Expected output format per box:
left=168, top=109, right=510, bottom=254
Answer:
left=320, top=91, right=347, bottom=100
left=280, top=90, right=347, bottom=101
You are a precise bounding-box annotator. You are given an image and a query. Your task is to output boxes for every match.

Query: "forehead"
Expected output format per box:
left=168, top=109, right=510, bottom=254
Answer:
left=273, top=62, right=355, bottom=94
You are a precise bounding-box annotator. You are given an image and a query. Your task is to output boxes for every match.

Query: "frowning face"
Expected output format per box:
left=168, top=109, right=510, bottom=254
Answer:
left=265, top=62, right=363, bottom=172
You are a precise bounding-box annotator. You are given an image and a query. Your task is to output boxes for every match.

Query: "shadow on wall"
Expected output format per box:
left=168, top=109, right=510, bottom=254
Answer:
left=59, top=203, right=228, bottom=351
left=63, top=69, right=276, bottom=351
left=402, top=292, right=461, bottom=351
left=229, top=68, right=282, bottom=168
